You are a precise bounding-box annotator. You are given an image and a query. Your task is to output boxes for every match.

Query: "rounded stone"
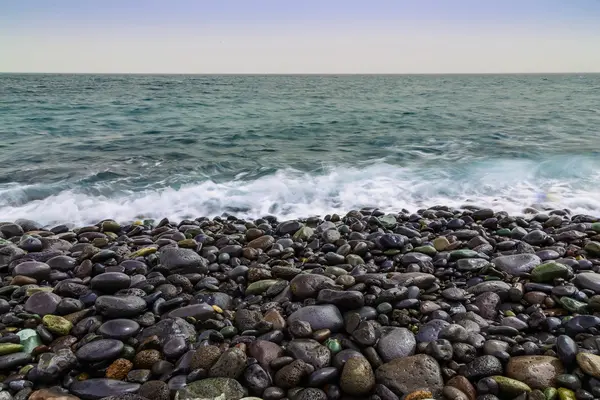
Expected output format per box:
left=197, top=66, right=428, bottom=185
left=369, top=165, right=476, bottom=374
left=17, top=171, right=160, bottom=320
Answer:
left=76, top=339, right=125, bottom=362
left=506, top=356, right=565, bottom=390
left=97, top=319, right=141, bottom=340
left=340, top=356, right=375, bottom=396
left=95, top=296, right=147, bottom=318
left=24, top=291, right=62, bottom=316
left=91, top=272, right=131, bottom=293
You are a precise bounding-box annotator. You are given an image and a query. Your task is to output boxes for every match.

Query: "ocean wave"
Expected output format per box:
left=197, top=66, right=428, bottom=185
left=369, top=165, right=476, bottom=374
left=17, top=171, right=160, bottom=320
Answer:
left=1, top=159, right=599, bottom=227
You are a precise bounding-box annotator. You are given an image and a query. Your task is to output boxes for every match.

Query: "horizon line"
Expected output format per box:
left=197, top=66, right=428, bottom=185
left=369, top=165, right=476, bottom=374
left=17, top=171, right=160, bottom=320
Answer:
left=2, top=71, right=600, bottom=76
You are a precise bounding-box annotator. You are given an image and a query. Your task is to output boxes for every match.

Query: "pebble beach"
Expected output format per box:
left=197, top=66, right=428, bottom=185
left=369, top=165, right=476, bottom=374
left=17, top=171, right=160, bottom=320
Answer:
left=1, top=207, right=600, bottom=400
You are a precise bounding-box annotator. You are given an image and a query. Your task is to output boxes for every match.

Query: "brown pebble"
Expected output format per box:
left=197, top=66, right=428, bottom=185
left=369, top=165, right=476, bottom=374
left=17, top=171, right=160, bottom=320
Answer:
left=29, top=388, right=80, bottom=400
left=447, top=375, right=477, bottom=400
left=190, top=345, right=222, bottom=370
left=11, top=275, right=38, bottom=286
left=263, top=308, right=286, bottom=330
left=405, top=390, right=434, bottom=400
left=106, top=358, right=133, bottom=380
left=133, top=349, right=163, bottom=369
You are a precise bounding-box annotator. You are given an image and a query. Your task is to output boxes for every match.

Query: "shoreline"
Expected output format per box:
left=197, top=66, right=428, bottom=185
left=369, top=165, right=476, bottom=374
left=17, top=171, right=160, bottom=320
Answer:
left=1, top=207, right=600, bottom=400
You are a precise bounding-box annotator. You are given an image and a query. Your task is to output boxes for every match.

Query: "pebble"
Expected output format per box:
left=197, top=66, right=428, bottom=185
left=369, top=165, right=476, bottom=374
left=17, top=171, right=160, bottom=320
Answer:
left=0, top=211, right=598, bottom=399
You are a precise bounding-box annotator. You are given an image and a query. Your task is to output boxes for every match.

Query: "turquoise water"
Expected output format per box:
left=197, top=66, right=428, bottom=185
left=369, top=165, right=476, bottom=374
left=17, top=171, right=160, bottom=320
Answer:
left=1, top=74, right=600, bottom=225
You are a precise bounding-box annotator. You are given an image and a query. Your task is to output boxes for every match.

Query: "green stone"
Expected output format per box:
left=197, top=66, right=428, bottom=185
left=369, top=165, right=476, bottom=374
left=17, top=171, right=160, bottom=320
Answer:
left=432, top=236, right=450, bottom=251
left=0, top=238, right=11, bottom=245
left=178, top=239, right=198, bottom=249
left=592, top=222, right=600, bottom=233
left=491, top=376, right=531, bottom=395
left=0, top=343, right=24, bottom=355
left=383, top=249, right=401, bottom=256
left=176, top=378, right=246, bottom=400
left=129, top=246, right=158, bottom=258
left=504, top=310, right=516, bottom=317
left=450, top=249, right=479, bottom=260
left=378, top=214, right=397, bottom=229
left=101, top=220, right=121, bottom=232
left=220, top=326, right=238, bottom=338
left=557, top=388, right=576, bottom=400
left=584, top=241, right=600, bottom=256
left=413, top=245, right=437, bottom=256
left=121, top=345, right=136, bottom=360
left=531, top=262, right=571, bottom=282
left=345, top=254, right=365, bottom=266
left=325, top=338, right=341, bottom=353
left=92, top=238, right=109, bottom=247
left=496, top=228, right=512, bottom=236
left=19, top=364, right=34, bottom=375
left=42, top=315, right=73, bottom=336
left=105, top=232, right=118, bottom=240
left=0, top=285, right=19, bottom=296
left=245, top=279, right=279, bottom=295
left=544, top=387, right=558, bottom=400
left=16, top=328, right=42, bottom=354
left=293, top=226, right=314, bottom=241
left=560, top=297, right=588, bottom=313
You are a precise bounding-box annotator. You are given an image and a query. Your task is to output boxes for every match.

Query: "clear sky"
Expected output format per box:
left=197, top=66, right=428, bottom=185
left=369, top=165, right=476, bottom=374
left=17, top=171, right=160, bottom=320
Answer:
left=2, top=0, right=600, bottom=73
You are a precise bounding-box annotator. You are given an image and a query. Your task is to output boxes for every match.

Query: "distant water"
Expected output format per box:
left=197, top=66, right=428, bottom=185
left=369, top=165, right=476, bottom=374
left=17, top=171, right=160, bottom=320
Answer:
left=1, top=74, right=600, bottom=226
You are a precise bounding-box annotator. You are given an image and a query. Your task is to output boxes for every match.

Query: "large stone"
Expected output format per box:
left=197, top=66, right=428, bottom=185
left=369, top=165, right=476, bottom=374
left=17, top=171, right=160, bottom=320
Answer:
left=492, top=254, right=541, bottom=276
left=287, top=304, right=343, bottom=332
left=24, top=291, right=61, bottom=316
left=506, top=356, right=564, bottom=390
left=376, top=327, right=416, bottom=362
left=576, top=353, right=600, bottom=379
left=137, top=317, right=196, bottom=345
left=340, top=356, right=375, bottom=396
left=13, top=261, right=52, bottom=280
left=70, top=379, right=140, bottom=400
left=286, top=339, right=331, bottom=369
left=95, top=295, right=147, bottom=318
left=376, top=354, right=444, bottom=397
left=208, top=348, right=247, bottom=379
left=573, top=272, right=600, bottom=294
left=159, top=247, right=208, bottom=274
left=165, top=304, right=215, bottom=321
left=530, top=262, right=572, bottom=282
left=289, top=274, right=335, bottom=299
left=175, top=378, right=247, bottom=400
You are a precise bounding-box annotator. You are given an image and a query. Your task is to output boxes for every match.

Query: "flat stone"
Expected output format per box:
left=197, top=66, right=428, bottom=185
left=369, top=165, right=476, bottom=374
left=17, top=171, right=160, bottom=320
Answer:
left=70, top=379, right=140, bottom=400
left=95, top=295, right=147, bottom=318
left=376, top=354, right=443, bottom=397
left=159, top=247, right=208, bottom=274
left=0, top=352, right=32, bottom=370
left=24, top=291, right=61, bottom=316
left=13, top=261, right=51, bottom=281
left=175, top=378, right=246, bottom=400
left=97, top=319, right=141, bottom=340
left=290, top=274, right=335, bottom=299
left=287, top=304, right=344, bottom=332
left=165, top=304, right=215, bottom=321
left=573, top=272, right=600, bottom=294
left=76, top=339, right=124, bottom=362
left=137, top=317, right=196, bottom=345
left=576, top=353, right=600, bottom=379
left=91, top=272, right=131, bottom=293
left=492, top=254, right=541, bottom=276
left=506, top=356, right=565, bottom=390
left=376, top=327, right=416, bottom=362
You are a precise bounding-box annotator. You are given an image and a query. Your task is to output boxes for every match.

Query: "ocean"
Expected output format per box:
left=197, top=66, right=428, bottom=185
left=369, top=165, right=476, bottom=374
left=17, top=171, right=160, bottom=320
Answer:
left=1, top=73, right=599, bottom=226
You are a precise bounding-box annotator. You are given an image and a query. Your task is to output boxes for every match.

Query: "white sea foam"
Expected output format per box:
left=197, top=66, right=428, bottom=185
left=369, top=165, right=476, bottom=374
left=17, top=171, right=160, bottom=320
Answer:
left=1, top=161, right=599, bottom=227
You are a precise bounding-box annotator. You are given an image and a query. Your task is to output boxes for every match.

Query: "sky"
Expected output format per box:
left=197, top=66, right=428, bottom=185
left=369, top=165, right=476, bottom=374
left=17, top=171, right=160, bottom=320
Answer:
left=2, top=0, right=600, bottom=74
